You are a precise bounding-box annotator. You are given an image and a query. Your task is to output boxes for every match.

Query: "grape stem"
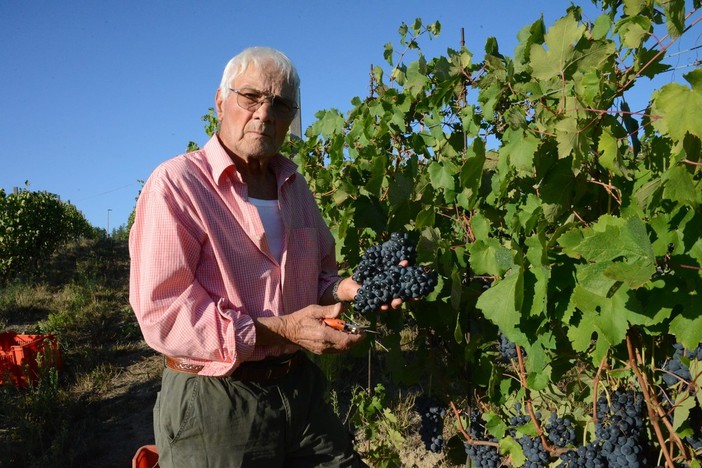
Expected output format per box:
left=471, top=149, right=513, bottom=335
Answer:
left=669, top=263, right=702, bottom=271
left=630, top=339, right=690, bottom=460
left=626, top=333, right=678, bottom=468
left=514, top=344, right=568, bottom=457
left=449, top=401, right=499, bottom=448
left=591, top=354, right=609, bottom=426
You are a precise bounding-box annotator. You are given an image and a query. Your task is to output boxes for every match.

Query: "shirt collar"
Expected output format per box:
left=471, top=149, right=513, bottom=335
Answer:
left=203, top=135, right=298, bottom=187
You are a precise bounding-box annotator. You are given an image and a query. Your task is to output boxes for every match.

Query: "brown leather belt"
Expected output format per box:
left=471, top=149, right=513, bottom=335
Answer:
left=164, top=352, right=303, bottom=381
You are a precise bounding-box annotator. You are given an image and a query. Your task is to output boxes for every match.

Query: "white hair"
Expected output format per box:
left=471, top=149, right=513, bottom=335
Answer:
left=218, top=47, right=300, bottom=101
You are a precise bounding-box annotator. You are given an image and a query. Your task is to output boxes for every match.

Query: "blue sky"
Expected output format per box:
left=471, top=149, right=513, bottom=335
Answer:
left=1, top=1, right=700, bottom=231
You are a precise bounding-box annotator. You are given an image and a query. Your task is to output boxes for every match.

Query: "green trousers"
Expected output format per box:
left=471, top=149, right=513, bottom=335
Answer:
left=153, top=353, right=366, bottom=467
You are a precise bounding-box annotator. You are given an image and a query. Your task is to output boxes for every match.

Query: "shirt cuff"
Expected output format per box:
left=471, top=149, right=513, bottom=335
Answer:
left=200, top=298, right=256, bottom=376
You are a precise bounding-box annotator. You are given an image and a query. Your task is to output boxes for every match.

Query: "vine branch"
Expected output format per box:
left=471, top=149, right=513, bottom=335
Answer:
left=592, top=354, right=609, bottom=426
left=515, top=345, right=568, bottom=457
left=449, top=401, right=500, bottom=448
left=626, top=333, right=676, bottom=468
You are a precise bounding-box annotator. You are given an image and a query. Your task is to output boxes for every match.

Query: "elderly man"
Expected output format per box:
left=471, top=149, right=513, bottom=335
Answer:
left=129, top=47, right=398, bottom=467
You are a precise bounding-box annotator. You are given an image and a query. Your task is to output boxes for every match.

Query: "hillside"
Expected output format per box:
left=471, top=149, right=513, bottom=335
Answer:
left=0, top=237, right=453, bottom=467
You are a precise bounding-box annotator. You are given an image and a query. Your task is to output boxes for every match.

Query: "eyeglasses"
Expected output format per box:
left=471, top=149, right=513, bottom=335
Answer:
left=229, top=87, right=298, bottom=118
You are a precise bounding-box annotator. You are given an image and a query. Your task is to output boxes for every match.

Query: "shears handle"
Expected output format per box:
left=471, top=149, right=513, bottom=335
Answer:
left=323, top=318, right=348, bottom=331
left=323, top=318, right=379, bottom=334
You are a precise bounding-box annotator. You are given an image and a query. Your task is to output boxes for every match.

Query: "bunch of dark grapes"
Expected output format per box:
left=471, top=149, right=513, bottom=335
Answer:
left=498, top=334, right=527, bottom=362
left=559, top=442, right=606, bottom=467
left=352, top=233, right=437, bottom=315
left=517, top=435, right=550, bottom=467
left=595, top=389, right=649, bottom=467
left=508, top=405, right=550, bottom=467
left=508, top=403, right=530, bottom=429
left=464, top=410, right=501, bottom=467
left=352, top=232, right=416, bottom=284
left=662, top=342, right=702, bottom=388
left=660, top=341, right=702, bottom=454
left=416, top=399, right=446, bottom=453
left=545, top=414, right=576, bottom=448
left=498, top=333, right=518, bottom=361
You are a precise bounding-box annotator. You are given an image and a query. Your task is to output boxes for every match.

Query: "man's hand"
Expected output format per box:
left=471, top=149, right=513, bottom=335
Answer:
left=254, top=303, right=365, bottom=354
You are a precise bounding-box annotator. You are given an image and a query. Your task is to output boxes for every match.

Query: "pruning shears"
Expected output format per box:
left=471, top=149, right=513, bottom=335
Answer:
left=323, top=318, right=380, bottom=335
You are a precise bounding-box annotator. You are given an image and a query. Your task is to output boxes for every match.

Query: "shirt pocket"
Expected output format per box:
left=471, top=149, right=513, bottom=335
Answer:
left=284, top=227, right=321, bottom=304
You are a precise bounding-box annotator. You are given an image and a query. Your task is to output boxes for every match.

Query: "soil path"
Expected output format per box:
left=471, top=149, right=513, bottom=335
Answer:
left=89, top=345, right=162, bottom=468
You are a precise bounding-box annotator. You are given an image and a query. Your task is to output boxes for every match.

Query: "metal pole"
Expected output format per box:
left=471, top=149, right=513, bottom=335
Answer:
left=107, top=209, right=112, bottom=237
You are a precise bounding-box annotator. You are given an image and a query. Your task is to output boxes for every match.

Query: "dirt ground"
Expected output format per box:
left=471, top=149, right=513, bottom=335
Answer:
left=88, top=343, right=163, bottom=468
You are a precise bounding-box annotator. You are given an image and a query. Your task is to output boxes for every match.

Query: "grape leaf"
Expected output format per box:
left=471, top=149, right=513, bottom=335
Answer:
left=499, top=436, right=526, bottom=467
left=468, top=238, right=515, bottom=276
left=669, top=307, right=702, bottom=351
left=561, top=215, right=654, bottom=264
left=623, top=0, right=647, bottom=16
left=428, top=160, right=457, bottom=192
left=555, top=116, right=587, bottom=160
left=598, top=126, right=623, bottom=176
left=686, top=68, right=702, bottom=91
left=501, top=129, right=540, bottom=174
left=663, top=166, right=698, bottom=207
left=651, top=80, right=702, bottom=141
left=592, top=14, right=612, bottom=40
left=309, top=109, right=345, bottom=138
left=615, top=16, right=651, bottom=48
left=476, top=268, right=528, bottom=347
left=672, top=392, right=696, bottom=432
left=484, top=410, right=508, bottom=438
left=529, top=13, right=586, bottom=80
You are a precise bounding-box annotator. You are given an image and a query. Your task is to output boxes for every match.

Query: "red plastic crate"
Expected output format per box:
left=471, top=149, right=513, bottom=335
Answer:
left=0, top=332, right=63, bottom=387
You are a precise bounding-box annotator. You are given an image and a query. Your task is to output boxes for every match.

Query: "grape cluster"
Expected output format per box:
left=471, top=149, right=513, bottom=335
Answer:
left=498, top=333, right=527, bottom=362
left=545, top=414, right=576, bottom=448
left=508, top=403, right=530, bottom=428
left=464, top=410, right=501, bottom=468
left=559, top=442, right=606, bottom=467
left=660, top=342, right=702, bottom=455
left=352, top=232, right=415, bottom=283
left=518, top=435, right=550, bottom=467
left=507, top=405, right=549, bottom=467
left=498, top=333, right=517, bottom=361
left=352, top=233, right=437, bottom=315
left=595, top=389, right=649, bottom=467
left=662, top=342, right=702, bottom=388
left=556, top=389, right=651, bottom=467
left=417, top=399, right=446, bottom=453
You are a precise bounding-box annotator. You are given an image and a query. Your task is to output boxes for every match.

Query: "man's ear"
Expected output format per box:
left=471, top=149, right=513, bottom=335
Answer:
left=215, top=88, right=224, bottom=119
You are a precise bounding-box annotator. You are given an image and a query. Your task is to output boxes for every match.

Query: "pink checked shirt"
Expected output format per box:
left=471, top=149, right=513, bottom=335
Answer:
left=129, top=135, right=339, bottom=376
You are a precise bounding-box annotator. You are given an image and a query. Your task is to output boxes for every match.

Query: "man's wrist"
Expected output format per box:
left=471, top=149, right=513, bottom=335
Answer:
left=332, top=278, right=351, bottom=304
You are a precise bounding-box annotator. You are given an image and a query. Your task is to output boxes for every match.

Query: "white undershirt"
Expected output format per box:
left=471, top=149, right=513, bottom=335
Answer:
left=249, top=197, right=284, bottom=262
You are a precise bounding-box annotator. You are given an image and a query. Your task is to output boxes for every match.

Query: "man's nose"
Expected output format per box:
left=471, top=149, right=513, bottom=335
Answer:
left=253, top=99, right=275, bottom=120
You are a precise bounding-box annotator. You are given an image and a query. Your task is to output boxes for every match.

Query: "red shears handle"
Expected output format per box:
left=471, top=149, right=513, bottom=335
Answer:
left=323, top=318, right=378, bottom=334
left=323, top=318, right=348, bottom=331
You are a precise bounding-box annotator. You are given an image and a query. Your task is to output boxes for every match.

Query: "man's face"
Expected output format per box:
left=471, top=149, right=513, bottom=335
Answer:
left=215, top=63, right=296, bottom=162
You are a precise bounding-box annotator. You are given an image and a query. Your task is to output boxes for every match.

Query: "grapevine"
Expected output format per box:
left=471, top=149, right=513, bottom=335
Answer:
left=0, top=185, right=94, bottom=282
left=291, top=0, right=702, bottom=465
